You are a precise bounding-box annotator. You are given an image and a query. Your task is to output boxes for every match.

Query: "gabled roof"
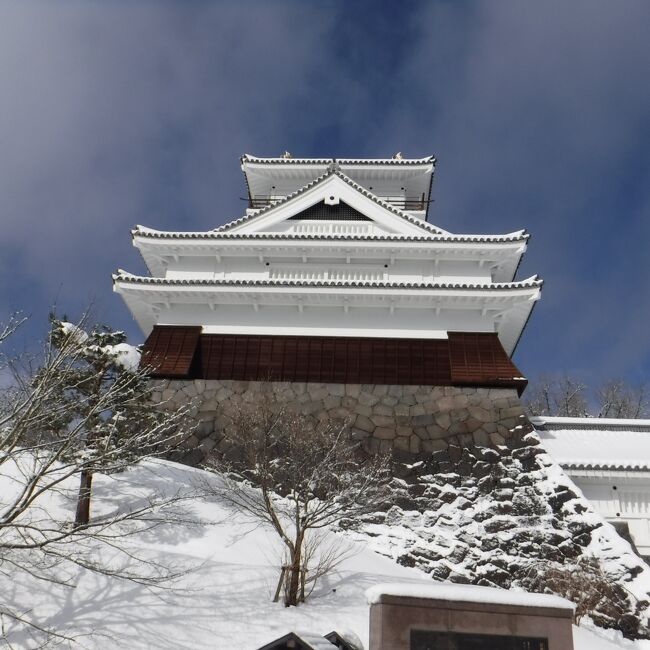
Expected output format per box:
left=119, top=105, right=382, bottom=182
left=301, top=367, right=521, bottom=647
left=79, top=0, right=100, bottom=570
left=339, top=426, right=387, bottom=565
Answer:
left=256, top=631, right=337, bottom=650
left=216, top=168, right=446, bottom=235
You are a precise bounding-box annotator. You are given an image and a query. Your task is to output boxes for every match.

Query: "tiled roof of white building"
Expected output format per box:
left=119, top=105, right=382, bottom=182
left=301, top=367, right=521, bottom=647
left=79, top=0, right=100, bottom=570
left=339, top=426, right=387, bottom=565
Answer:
left=533, top=416, right=650, bottom=471
left=132, top=225, right=528, bottom=243
left=241, top=154, right=436, bottom=165
left=113, top=271, right=542, bottom=291
left=216, top=169, right=446, bottom=234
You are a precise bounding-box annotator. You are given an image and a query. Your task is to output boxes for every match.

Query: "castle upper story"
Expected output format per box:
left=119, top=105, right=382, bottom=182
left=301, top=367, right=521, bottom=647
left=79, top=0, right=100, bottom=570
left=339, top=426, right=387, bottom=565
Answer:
left=113, top=153, right=541, bottom=387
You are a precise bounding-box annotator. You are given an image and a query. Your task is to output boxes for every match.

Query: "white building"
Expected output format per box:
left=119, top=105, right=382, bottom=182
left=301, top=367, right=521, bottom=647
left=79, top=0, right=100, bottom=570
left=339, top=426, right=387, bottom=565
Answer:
left=533, top=416, right=650, bottom=560
left=113, top=154, right=541, bottom=386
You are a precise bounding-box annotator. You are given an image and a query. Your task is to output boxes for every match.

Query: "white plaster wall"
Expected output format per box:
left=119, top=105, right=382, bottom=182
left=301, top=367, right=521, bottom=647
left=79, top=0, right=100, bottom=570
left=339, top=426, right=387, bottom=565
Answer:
left=164, top=255, right=493, bottom=284
left=569, top=474, right=650, bottom=556
left=156, top=303, right=494, bottom=338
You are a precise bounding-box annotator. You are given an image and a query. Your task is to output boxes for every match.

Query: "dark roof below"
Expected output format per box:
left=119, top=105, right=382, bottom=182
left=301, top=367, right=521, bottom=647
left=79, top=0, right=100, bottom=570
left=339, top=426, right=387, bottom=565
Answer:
left=141, top=328, right=526, bottom=394
left=256, top=632, right=336, bottom=650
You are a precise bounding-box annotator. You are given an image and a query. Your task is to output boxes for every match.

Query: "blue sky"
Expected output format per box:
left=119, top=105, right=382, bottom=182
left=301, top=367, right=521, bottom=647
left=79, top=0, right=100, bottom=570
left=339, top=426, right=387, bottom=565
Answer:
left=1, top=0, right=649, bottom=386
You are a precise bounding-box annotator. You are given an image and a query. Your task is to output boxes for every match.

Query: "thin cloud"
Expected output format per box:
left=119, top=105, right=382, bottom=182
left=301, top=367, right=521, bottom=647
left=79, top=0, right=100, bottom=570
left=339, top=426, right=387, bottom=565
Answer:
left=0, top=1, right=648, bottom=383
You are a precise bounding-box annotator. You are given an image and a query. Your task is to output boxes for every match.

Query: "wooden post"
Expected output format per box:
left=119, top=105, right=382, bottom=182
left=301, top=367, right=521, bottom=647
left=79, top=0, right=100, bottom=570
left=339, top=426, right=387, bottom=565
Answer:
left=299, top=567, right=307, bottom=603
left=74, top=469, right=93, bottom=528
left=273, top=566, right=288, bottom=603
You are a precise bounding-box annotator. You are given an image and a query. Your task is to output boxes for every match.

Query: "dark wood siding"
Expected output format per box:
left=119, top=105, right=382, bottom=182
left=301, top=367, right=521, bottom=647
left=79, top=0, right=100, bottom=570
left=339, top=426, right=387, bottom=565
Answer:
left=198, top=335, right=455, bottom=386
left=141, top=328, right=526, bottom=393
left=448, top=331, right=526, bottom=392
left=140, top=326, right=202, bottom=378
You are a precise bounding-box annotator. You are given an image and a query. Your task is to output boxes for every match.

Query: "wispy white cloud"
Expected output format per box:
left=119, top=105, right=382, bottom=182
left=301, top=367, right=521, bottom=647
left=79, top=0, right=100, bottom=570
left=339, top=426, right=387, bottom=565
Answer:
left=0, top=1, right=648, bottom=382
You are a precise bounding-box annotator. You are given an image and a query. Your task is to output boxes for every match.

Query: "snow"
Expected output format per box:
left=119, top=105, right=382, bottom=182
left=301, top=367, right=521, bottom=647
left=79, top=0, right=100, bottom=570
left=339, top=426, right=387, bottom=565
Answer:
left=366, top=582, right=574, bottom=610
left=0, top=458, right=646, bottom=649
left=532, top=416, right=650, bottom=429
left=575, top=621, right=650, bottom=649
left=58, top=321, right=89, bottom=343
left=1, top=459, right=429, bottom=649
left=102, top=342, right=141, bottom=372
left=289, top=632, right=337, bottom=649
left=537, top=426, right=650, bottom=470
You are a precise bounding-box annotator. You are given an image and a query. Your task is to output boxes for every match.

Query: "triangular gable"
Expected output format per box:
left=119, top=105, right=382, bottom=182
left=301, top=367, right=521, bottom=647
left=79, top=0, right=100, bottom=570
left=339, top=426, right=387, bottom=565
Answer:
left=287, top=200, right=372, bottom=221
left=217, top=170, right=447, bottom=236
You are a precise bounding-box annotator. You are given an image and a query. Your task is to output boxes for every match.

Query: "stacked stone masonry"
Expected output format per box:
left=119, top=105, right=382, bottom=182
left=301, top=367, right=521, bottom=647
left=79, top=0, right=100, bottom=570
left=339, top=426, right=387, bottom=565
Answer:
left=150, top=379, right=528, bottom=464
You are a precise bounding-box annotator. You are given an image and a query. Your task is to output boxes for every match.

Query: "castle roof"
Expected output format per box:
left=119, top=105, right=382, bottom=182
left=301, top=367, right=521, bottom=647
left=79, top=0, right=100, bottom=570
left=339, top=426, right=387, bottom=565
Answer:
left=533, top=416, right=650, bottom=472
left=132, top=225, right=528, bottom=244
left=114, top=271, right=541, bottom=291
left=241, top=153, right=436, bottom=165
left=221, top=168, right=445, bottom=234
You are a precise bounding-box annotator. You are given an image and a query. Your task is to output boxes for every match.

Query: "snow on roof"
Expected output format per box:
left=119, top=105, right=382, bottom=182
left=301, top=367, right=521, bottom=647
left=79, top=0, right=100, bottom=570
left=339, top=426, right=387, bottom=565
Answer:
left=292, top=633, right=337, bottom=650
left=113, top=271, right=542, bottom=292
left=365, top=582, right=575, bottom=611
left=533, top=417, right=650, bottom=471
left=257, top=631, right=337, bottom=650
left=242, top=154, right=436, bottom=166
left=532, top=416, right=650, bottom=432
left=132, top=224, right=529, bottom=244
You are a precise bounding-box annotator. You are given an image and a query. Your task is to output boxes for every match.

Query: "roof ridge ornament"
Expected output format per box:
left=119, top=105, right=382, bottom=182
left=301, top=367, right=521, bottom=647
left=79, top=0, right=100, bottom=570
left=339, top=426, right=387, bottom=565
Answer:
left=327, top=160, right=340, bottom=173
left=393, top=152, right=403, bottom=160
left=281, top=151, right=292, bottom=160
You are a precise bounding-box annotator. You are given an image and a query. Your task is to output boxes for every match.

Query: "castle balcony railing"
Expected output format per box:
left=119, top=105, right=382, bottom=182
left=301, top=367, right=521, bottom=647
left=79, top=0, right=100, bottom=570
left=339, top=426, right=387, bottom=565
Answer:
left=247, top=194, right=427, bottom=211
left=268, top=265, right=386, bottom=283
left=289, top=222, right=374, bottom=236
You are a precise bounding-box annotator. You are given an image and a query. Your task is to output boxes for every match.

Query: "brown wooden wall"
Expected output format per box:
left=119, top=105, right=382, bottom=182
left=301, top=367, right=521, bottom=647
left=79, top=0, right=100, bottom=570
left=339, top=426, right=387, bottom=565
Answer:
left=140, top=326, right=202, bottom=377
left=141, top=327, right=526, bottom=394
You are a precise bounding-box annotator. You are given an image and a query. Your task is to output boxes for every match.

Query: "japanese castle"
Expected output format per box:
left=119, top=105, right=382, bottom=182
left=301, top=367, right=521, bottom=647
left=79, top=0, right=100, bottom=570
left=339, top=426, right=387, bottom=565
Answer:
left=113, top=153, right=541, bottom=388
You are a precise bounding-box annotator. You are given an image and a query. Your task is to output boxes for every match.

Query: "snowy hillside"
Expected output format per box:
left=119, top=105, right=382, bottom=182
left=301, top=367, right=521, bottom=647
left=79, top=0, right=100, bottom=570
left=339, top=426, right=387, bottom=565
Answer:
left=0, top=459, right=646, bottom=649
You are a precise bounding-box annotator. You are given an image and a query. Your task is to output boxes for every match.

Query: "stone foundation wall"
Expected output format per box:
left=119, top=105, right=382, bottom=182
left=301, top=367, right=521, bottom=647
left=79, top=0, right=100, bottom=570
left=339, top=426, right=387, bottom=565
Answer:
left=150, top=379, right=528, bottom=465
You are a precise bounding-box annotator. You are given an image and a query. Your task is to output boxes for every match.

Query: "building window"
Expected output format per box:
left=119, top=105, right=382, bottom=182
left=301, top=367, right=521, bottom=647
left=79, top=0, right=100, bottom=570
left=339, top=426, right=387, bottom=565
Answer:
left=411, top=630, right=548, bottom=650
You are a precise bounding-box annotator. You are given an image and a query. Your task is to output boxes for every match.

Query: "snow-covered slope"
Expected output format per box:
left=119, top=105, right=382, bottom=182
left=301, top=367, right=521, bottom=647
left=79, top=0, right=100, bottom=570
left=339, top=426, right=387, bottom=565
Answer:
left=0, top=459, right=645, bottom=649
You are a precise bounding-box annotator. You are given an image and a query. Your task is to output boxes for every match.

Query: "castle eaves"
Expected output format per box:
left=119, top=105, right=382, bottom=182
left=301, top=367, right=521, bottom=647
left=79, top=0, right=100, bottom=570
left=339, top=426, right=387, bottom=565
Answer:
left=132, top=226, right=529, bottom=244
left=113, top=271, right=542, bottom=291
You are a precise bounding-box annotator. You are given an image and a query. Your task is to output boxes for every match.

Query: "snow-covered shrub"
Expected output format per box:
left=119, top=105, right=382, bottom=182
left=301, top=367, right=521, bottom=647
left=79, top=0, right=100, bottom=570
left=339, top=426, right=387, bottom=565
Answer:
left=521, top=557, right=649, bottom=639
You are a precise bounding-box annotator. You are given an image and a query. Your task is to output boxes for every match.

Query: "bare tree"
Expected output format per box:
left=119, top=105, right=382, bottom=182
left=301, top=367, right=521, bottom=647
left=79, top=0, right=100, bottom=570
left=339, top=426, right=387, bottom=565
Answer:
left=596, top=379, right=648, bottom=419
left=204, top=393, right=391, bottom=607
left=526, top=374, right=648, bottom=420
left=0, top=314, right=197, bottom=645
left=525, top=374, right=589, bottom=417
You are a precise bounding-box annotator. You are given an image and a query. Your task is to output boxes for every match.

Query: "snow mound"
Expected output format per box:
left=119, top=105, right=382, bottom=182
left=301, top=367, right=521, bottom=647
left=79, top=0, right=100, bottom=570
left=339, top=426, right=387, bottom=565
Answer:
left=366, top=582, right=574, bottom=610
left=0, top=458, right=644, bottom=649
